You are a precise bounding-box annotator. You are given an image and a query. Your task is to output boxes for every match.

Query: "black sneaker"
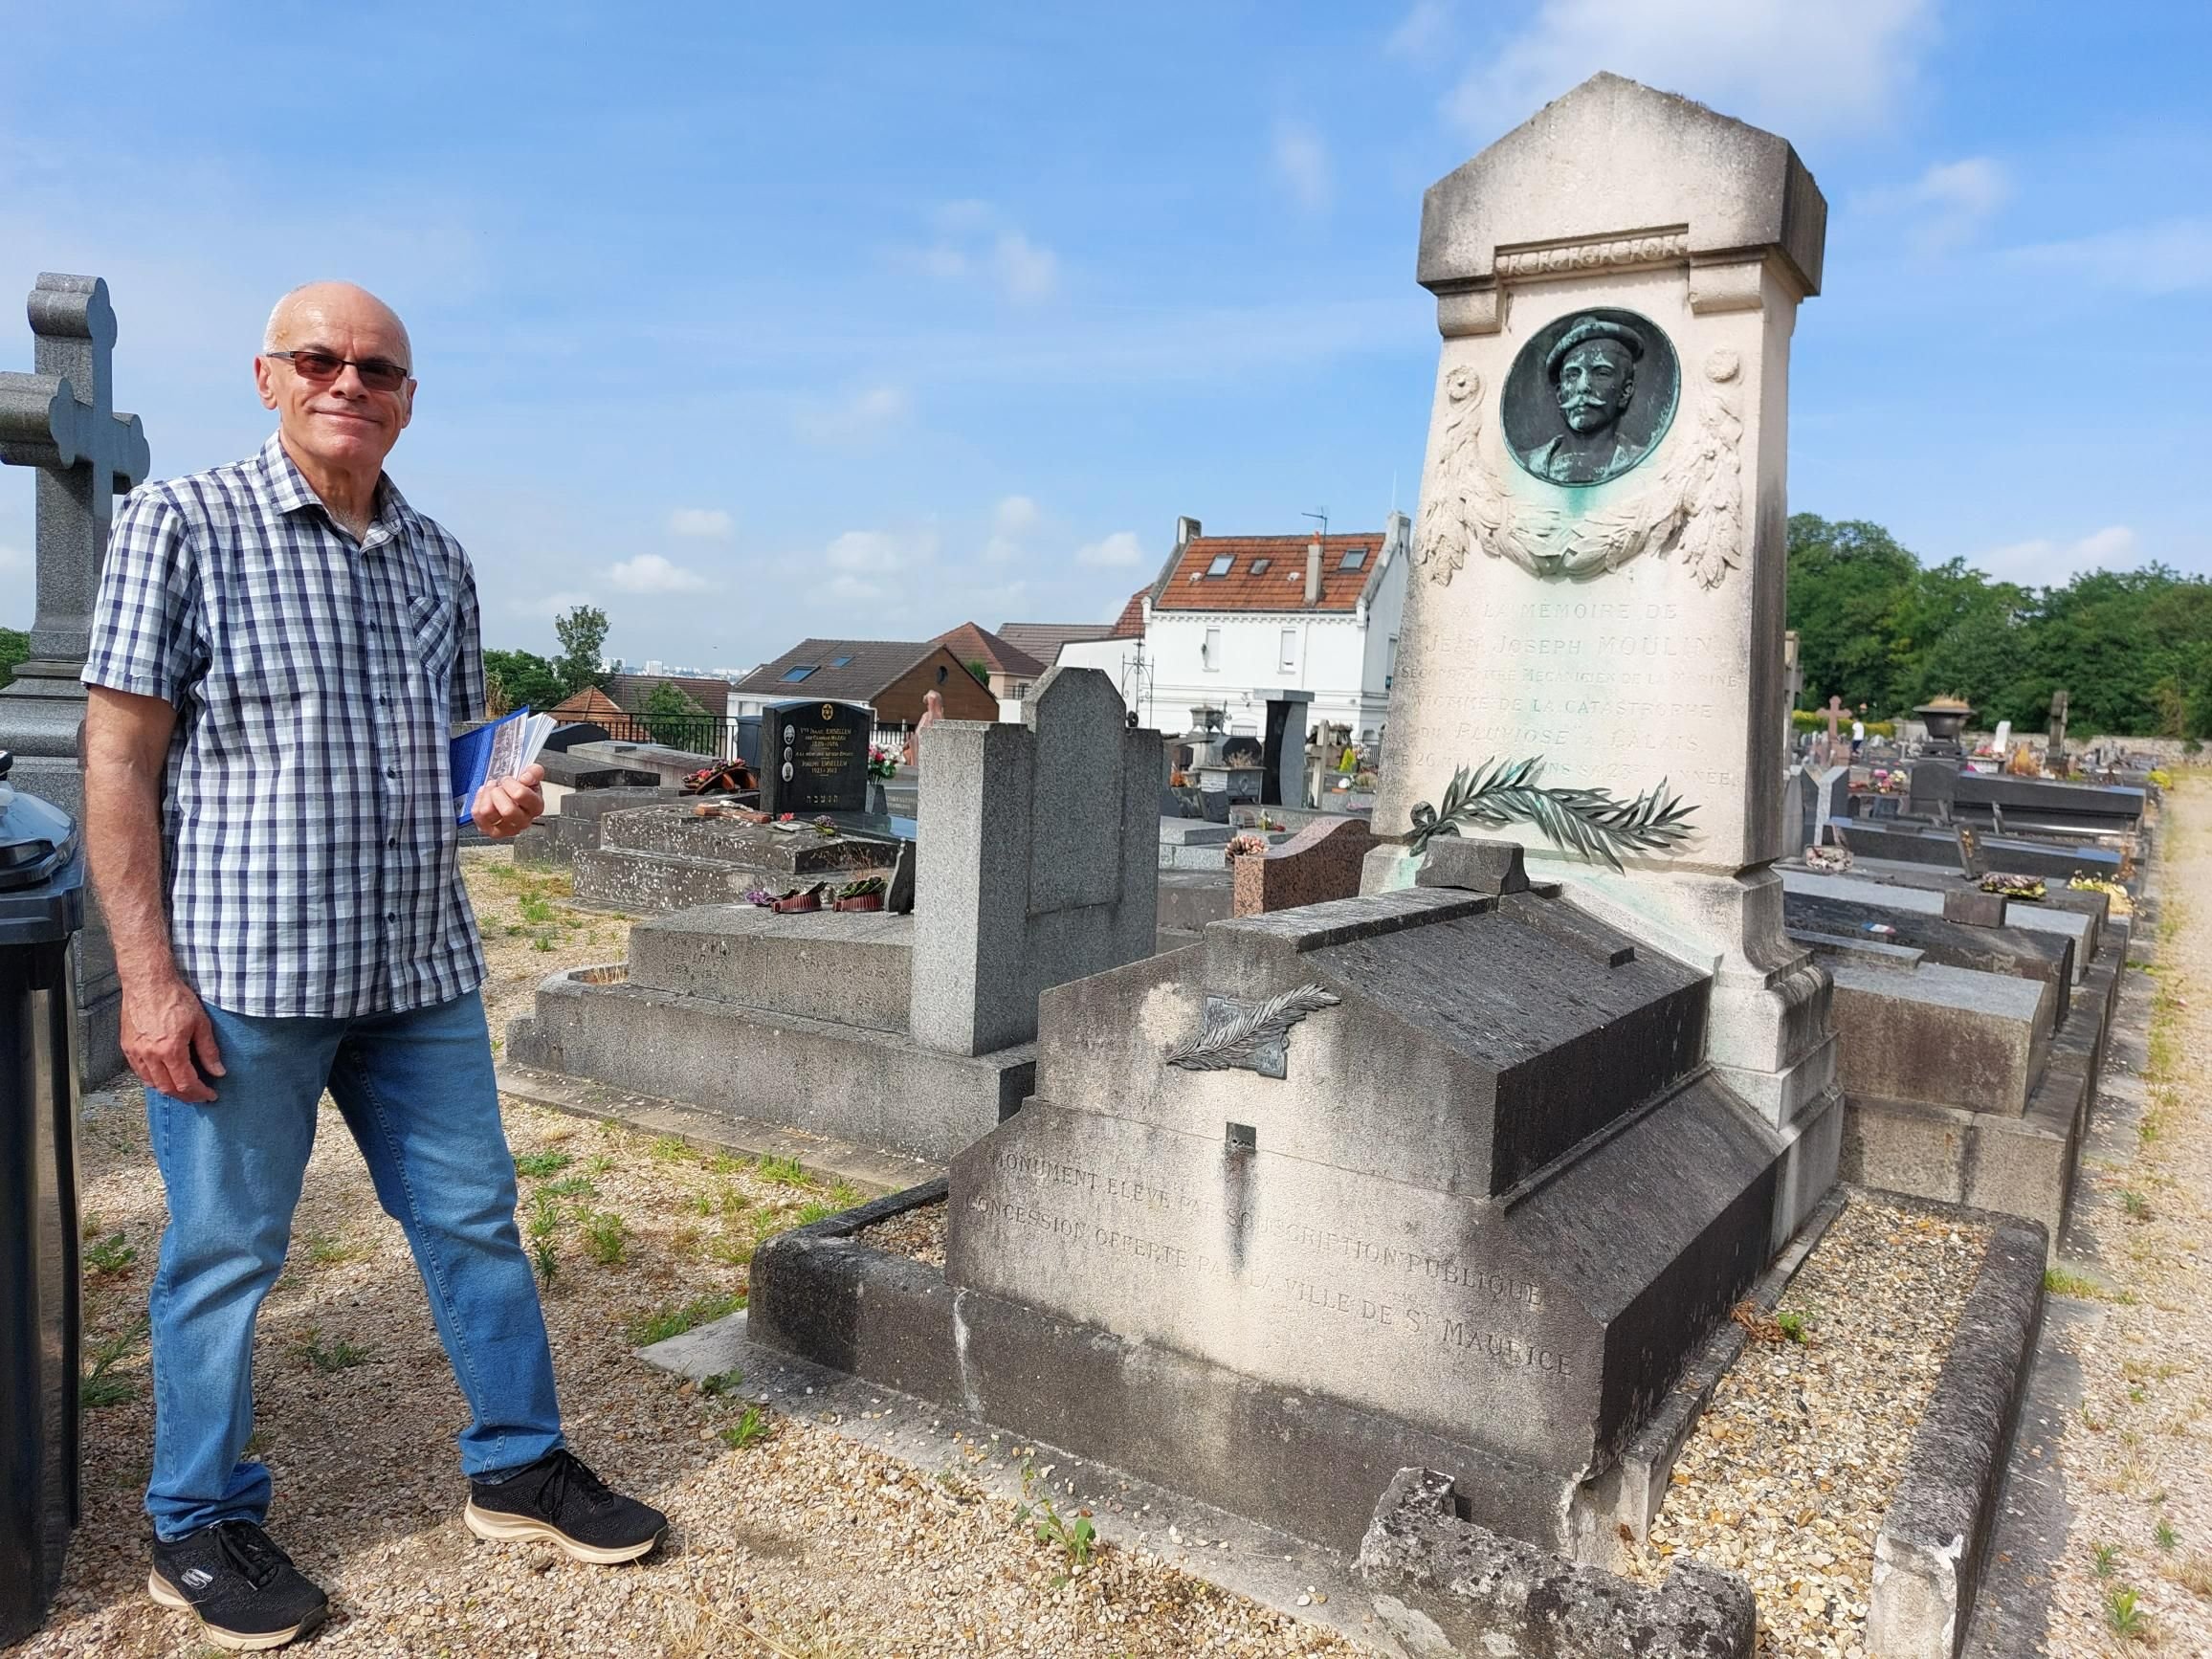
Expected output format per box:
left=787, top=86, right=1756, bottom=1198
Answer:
left=147, top=1520, right=329, bottom=1651
left=463, top=1449, right=666, bottom=1564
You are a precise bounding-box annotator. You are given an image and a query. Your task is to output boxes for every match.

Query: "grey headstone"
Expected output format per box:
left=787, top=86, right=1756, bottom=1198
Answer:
left=908, top=667, right=1162, bottom=1056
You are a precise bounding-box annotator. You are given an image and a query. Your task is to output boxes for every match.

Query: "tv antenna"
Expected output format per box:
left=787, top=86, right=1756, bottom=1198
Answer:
left=1301, top=506, right=1328, bottom=540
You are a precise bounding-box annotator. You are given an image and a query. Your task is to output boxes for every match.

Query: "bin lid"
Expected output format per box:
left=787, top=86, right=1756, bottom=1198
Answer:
left=0, top=749, right=81, bottom=894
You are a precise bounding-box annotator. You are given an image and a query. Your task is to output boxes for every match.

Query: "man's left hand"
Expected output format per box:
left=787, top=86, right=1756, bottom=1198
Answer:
left=473, top=763, right=546, bottom=838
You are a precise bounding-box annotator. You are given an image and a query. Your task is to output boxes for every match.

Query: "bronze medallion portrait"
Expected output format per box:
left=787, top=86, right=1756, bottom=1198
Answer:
left=1501, top=308, right=1679, bottom=488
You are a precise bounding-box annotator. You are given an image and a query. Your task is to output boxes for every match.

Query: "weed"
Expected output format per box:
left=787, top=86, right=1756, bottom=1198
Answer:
left=304, top=1232, right=361, bottom=1266
left=289, top=1327, right=372, bottom=1373
left=757, top=1155, right=813, bottom=1188
left=582, top=1212, right=629, bottom=1266
left=531, top=932, right=556, bottom=951
left=830, top=1182, right=862, bottom=1209
left=518, top=893, right=556, bottom=925
left=2174, top=1552, right=2212, bottom=1598
left=2104, top=1585, right=2146, bottom=1637
left=630, top=1291, right=745, bottom=1346
left=670, top=1224, right=703, bottom=1257
left=688, top=1192, right=715, bottom=1218
left=531, top=1237, right=560, bottom=1285
left=83, top=1230, right=138, bottom=1275
left=80, top=1321, right=145, bottom=1409
left=2094, top=1541, right=2121, bottom=1577
left=719, top=1405, right=772, bottom=1450
left=1775, top=1311, right=1810, bottom=1344
left=2123, top=1189, right=2153, bottom=1220
left=708, top=1232, right=752, bottom=1267
left=708, top=1153, right=748, bottom=1176
left=649, top=1135, right=691, bottom=1162
left=2045, top=1268, right=2107, bottom=1299
left=795, top=1201, right=836, bottom=1227
left=719, top=1185, right=750, bottom=1216
left=542, top=1176, right=598, bottom=1201
left=2131, top=1383, right=2148, bottom=1405
left=514, top=1149, right=575, bottom=1179
left=525, top=1189, right=563, bottom=1284
left=1016, top=1461, right=1097, bottom=1580
left=2082, top=1404, right=2106, bottom=1431
left=2157, top=1518, right=2179, bottom=1552
left=701, top=1368, right=744, bottom=1397
left=585, top=1153, right=616, bottom=1175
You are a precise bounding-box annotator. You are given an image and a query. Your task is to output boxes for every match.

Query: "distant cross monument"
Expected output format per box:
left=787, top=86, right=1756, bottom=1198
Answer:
left=0, top=272, right=151, bottom=1083
left=1822, top=695, right=1846, bottom=767
left=2047, top=689, right=2069, bottom=774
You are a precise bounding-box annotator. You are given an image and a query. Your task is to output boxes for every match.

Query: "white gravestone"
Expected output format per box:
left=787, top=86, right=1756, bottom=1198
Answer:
left=1364, top=74, right=1840, bottom=1236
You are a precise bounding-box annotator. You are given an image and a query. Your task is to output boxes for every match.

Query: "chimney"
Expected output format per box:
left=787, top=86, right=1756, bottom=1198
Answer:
left=1175, top=515, right=1202, bottom=549
left=1304, top=540, right=1323, bottom=605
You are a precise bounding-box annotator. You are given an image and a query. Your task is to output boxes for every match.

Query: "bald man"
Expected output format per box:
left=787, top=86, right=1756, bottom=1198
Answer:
left=82, top=283, right=665, bottom=1651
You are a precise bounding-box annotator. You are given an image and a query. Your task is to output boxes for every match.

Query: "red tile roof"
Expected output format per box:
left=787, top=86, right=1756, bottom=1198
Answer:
left=933, top=621, right=1047, bottom=679
left=1109, top=588, right=1147, bottom=637
left=1153, top=534, right=1382, bottom=613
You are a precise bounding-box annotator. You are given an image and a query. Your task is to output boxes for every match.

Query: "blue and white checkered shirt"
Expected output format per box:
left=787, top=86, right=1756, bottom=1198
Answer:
left=83, top=433, right=488, bottom=1019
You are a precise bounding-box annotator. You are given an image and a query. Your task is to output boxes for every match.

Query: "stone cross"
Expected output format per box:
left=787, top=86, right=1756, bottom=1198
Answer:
left=2047, top=689, right=2068, bottom=771
left=1822, top=695, right=1846, bottom=766
left=0, top=273, right=151, bottom=671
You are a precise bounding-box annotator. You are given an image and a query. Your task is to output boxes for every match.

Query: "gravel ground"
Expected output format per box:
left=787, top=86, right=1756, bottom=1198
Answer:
left=1618, top=1196, right=1992, bottom=1658
left=30, top=851, right=1370, bottom=1658
left=855, top=1199, right=949, bottom=1269
left=2040, top=777, right=2212, bottom=1656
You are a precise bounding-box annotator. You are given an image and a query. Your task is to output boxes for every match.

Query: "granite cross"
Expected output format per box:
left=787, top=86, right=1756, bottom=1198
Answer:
left=1822, top=694, right=1845, bottom=767
left=0, top=273, right=151, bottom=671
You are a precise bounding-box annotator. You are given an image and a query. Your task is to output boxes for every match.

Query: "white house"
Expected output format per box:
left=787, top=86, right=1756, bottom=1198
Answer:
left=1060, top=514, right=1408, bottom=745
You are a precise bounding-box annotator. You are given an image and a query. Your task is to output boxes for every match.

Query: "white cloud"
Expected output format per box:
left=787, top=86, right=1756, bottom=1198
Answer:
left=2005, top=218, right=2212, bottom=297
left=906, top=205, right=1062, bottom=303
left=796, top=384, right=913, bottom=444
left=1976, top=525, right=2138, bottom=588
left=1861, top=157, right=2010, bottom=251
left=1385, top=0, right=1453, bottom=61
left=992, top=232, right=1060, bottom=302
left=607, top=553, right=712, bottom=594
left=667, top=507, right=734, bottom=539
left=1075, top=530, right=1146, bottom=568
left=1272, top=119, right=1332, bottom=213
left=1447, top=0, right=1934, bottom=144
left=985, top=494, right=1042, bottom=563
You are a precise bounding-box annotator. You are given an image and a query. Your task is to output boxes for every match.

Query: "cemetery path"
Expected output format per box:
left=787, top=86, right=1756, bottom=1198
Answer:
left=28, top=852, right=1372, bottom=1659
left=2034, top=776, right=2212, bottom=1656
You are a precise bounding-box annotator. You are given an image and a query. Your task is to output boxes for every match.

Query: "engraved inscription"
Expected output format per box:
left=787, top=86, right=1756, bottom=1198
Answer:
left=1493, top=231, right=1690, bottom=279
left=975, top=1152, right=1579, bottom=1381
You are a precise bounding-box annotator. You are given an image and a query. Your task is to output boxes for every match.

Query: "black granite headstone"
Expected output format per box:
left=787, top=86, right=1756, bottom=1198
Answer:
left=759, top=700, right=872, bottom=817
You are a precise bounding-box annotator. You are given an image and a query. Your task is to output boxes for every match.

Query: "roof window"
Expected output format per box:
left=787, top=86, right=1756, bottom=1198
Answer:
left=1339, top=546, right=1367, bottom=571
left=1205, top=553, right=1234, bottom=577
left=830, top=653, right=853, bottom=668
left=780, top=665, right=818, bottom=682
left=1250, top=557, right=1272, bottom=574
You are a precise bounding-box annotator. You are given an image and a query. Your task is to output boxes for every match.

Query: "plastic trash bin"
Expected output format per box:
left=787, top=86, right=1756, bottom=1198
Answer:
left=0, top=748, right=86, bottom=1646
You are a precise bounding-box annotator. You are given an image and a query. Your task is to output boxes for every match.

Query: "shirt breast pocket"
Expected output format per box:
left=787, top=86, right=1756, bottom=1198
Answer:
left=405, top=590, right=459, bottom=688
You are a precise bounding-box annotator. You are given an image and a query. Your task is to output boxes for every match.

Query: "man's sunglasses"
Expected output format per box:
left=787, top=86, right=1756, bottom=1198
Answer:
left=266, top=349, right=411, bottom=392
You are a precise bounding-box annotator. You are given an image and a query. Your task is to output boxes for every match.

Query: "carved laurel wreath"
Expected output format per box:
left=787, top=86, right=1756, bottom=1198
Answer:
left=1412, top=347, right=1745, bottom=588
left=1164, top=984, right=1341, bottom=1072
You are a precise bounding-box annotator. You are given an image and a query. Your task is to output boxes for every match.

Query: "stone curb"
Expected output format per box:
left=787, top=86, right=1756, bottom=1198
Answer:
left=1868, top=1214, right=2048, bottom=1658
left=1356, top=1467, right=1757, bottom=1658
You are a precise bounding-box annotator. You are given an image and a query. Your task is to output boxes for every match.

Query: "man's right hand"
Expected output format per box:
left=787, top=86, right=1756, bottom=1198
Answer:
left=122, top=975, right=225, bottom=1103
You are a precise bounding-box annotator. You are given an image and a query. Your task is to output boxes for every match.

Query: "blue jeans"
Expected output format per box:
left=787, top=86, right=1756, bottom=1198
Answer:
left=143, top=988, right=564, bottom=1539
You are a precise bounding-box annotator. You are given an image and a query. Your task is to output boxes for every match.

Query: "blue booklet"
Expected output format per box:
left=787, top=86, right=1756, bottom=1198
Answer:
left=450, top=708, right=554, bottom=827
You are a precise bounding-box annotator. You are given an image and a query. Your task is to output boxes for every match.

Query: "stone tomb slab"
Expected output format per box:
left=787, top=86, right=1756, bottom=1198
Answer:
left=626, top=904, right=912, bottom=1033
left=1782, top=865, right=2103, bottom=976
left=1784, top=890, right=2073, bottom=1013
left=1818, top=957, right=2052, bottom=1118
left=572, top=806, right=900, bottom=913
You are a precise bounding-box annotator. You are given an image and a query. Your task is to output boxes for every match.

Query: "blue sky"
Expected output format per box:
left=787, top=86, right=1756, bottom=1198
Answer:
left=4, top=1, right=2207, bottom=673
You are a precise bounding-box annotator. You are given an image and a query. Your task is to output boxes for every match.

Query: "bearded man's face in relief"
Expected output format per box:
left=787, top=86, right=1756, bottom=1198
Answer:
left=1554, top=339, right=1636, bottom=433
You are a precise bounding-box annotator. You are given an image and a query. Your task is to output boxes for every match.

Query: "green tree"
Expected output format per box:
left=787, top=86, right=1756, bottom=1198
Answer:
left=551, top=605, right=612, bottom=698
left=1784, top=515, right=1918, bottom=717
left=0, top=627, right=29, bottom=693
left=963, top=657, right=991, bottom=688
left=638, top=678, right=706, bottom=746
left=481, top=648, right=564, bottom=716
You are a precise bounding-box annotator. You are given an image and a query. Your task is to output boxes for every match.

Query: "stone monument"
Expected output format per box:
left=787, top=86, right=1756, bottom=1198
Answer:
left=1365, top=73, right=1839, bottom=1240
left=0, top=274, right=152, bottom=1083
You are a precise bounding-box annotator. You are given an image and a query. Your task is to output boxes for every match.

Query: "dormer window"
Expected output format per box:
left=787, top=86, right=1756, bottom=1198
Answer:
left=1205, top=554, right=1234, bottom=576
left=1339, top=546, right=1367, bottom=571
left=1250, top=558, right=1272, bottom=574
left=781, top=665, right=818, bottom=682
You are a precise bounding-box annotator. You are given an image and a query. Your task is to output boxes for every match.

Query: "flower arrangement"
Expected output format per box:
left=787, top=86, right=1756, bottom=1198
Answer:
left=1225, top=833, right=1268, bottom=859
left=834, top=875, right=887, bottom=912
left=813, top=814, right=838, bottom=838
left=867, top=746, right=898, bottom=780
left=1979, top=872, right=2046, bottom=900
